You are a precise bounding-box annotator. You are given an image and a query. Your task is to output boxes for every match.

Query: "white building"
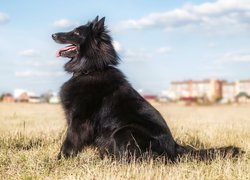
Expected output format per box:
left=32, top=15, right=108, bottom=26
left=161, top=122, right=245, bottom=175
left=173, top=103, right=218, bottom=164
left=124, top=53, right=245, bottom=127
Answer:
left=236, top=79, right=250, bottom=95
left=169, top=79, right=222, bottom=101
left=222, top=82, right=236, bottom=103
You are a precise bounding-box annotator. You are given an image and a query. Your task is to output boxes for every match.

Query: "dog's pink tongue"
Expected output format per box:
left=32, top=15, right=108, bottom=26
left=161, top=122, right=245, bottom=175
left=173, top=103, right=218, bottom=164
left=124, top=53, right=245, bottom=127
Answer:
left=56, top=45, right=77, bottom=57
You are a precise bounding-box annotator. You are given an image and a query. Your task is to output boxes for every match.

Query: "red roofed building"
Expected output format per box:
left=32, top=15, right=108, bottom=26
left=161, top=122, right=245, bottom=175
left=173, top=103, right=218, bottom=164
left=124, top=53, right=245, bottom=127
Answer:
left=2, top=93, right=14, bottom=103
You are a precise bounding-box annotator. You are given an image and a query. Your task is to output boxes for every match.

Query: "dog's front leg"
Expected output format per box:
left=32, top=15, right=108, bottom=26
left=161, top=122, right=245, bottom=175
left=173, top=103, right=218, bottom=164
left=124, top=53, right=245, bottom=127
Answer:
left=58, top=122, right=88, bottom=159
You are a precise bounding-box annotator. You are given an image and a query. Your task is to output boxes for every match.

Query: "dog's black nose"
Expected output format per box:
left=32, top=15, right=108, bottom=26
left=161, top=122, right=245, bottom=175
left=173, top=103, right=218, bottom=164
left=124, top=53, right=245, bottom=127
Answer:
left=52, top=34, right=57, bottom=39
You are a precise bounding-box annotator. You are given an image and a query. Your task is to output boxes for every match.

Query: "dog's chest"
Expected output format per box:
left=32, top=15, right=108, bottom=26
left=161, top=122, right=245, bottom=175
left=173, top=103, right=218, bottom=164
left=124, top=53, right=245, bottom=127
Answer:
left=61, top=80, right=88, bottom=105
left=60, top=77, right=108, bottom=110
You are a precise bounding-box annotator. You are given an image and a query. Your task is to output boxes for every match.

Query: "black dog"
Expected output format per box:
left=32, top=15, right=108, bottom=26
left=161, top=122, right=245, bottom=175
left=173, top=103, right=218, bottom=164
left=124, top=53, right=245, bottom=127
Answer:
left=52, top=16, right=243, bottom=161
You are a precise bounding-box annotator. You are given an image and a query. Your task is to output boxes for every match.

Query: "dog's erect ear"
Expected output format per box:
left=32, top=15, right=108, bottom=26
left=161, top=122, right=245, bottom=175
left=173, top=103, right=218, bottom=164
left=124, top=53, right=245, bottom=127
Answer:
left=96, top=17, right=105, bottom=31
left=93, top=16, right=99, bottom=23
left=90, top=16, right=105, bottom=32
left=90, top=16, right=99, bottom=29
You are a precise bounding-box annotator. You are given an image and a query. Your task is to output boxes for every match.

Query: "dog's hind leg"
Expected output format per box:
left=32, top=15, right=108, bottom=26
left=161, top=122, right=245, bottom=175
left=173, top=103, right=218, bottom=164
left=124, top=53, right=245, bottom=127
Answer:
left=101, top=125, right=156, bottom=161
left=97, top=131, right=139, bottom=160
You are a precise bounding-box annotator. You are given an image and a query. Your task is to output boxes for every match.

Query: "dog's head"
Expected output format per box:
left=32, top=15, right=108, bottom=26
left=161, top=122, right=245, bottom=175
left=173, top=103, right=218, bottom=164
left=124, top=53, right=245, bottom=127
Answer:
left=52, top=16, right=119, bottom=73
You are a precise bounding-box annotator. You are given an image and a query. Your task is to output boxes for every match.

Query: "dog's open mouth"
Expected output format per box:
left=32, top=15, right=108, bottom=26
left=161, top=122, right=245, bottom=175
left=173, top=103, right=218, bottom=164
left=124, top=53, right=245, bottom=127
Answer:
left=56, top=45, right=78, bottom=58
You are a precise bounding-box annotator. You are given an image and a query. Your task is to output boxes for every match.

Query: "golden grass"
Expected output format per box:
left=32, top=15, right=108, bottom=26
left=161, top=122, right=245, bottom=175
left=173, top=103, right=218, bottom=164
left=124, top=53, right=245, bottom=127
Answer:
left=0, top=103, right=249, bottom=180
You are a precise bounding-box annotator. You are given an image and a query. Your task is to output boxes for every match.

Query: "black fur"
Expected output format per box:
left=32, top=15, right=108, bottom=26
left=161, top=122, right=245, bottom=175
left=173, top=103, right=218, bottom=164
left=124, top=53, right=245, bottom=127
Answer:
left=52, top=16, right=244, bottom=161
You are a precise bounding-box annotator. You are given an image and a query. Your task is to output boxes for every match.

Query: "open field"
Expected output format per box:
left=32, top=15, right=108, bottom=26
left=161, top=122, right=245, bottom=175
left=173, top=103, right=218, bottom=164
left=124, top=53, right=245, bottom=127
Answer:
left=0, top=103, right=249, bottom=180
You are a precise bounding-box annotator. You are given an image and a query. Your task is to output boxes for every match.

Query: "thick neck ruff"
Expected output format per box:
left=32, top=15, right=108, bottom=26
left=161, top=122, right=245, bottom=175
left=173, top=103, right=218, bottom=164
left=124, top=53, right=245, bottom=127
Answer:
left=73, top=70, right=94, bottom=77
left=72, top=66, right=111, bottom=77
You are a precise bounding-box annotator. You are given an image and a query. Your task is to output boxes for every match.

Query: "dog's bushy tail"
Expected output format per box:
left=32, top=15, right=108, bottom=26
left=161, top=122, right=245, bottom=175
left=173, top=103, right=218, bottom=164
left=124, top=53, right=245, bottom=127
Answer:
left=175, top=144, right=244, bottom=161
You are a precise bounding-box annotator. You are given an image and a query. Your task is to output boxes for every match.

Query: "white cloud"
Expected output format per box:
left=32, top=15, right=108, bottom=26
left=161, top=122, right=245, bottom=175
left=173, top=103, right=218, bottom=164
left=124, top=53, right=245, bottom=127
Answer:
left=112, top=41, right=172, bottom=61
left=0, top=12, right=9, bottom=24
left=123, top=49, right=152, bottom=61
left=111, top=41, right=152, bottom=61
left=15, top=71, right=64, bottom=77
left=116, top=0, right=250, bottom=33
left=19, top=49, right=40, bottom=57
left=156, top=47, right=172, bottom=54
left=112, top=40, right=123, bottom=52
left=53, top=19, right=78, bottom=28
left=219, top=51, right=250, bottom=63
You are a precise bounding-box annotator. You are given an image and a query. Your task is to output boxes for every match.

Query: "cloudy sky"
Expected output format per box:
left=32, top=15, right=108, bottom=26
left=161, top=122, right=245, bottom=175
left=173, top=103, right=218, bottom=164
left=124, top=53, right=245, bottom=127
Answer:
left=1, top=0, right=250, bottom=94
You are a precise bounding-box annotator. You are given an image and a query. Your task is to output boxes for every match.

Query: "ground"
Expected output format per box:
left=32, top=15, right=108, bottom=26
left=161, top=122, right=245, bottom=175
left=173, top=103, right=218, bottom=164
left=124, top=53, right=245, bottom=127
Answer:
left=0, top=103, right=249, bottom=179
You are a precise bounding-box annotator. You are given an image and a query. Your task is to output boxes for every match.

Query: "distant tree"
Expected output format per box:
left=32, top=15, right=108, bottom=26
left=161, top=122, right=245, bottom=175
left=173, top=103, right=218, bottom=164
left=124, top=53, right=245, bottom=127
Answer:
left=40, top=90, right=53, bottom=103
left=0, top=94, right=3, bottom=101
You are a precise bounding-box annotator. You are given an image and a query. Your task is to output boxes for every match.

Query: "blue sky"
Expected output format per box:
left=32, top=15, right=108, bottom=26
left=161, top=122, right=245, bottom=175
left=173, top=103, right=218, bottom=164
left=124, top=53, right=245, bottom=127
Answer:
left=0, top=0, right=250, bottom=94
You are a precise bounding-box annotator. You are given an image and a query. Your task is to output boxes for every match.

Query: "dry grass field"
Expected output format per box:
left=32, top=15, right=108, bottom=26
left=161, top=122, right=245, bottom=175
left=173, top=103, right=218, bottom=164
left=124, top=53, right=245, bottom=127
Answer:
left=0, top=103, right=249, bottom=180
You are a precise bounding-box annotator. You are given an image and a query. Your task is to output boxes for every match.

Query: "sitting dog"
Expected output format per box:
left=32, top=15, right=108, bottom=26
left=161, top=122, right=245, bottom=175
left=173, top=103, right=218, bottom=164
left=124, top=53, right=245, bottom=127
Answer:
left=52, top=16, right=243, bottom=161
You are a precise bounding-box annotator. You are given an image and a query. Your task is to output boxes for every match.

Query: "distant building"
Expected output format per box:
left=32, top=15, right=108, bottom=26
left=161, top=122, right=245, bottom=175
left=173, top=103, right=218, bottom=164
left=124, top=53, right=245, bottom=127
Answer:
left=29, top=96, right=41, bottom=103
left=14, top=89, right=39, bottom=103
left=141, top=94, right=158, bottom=105
left=169, top=79, right=222, bottom=102
left=143, top=95, right=157, bottom=101
left=49, top=94, right=60, bottom=104
left=236, top=79, right=250, bottom=95
left=222, top=82, right=236, bottom=103
left=2, top=93, right=14, bottom=103
left=18, top=92, right=29, bottom=102
left=157, top=95, right=171, bottom=103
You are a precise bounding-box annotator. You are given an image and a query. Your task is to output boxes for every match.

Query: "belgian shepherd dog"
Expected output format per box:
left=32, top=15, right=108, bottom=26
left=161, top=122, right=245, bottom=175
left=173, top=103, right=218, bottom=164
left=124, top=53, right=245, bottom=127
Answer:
left=52, top=16, right=243, bottom=161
